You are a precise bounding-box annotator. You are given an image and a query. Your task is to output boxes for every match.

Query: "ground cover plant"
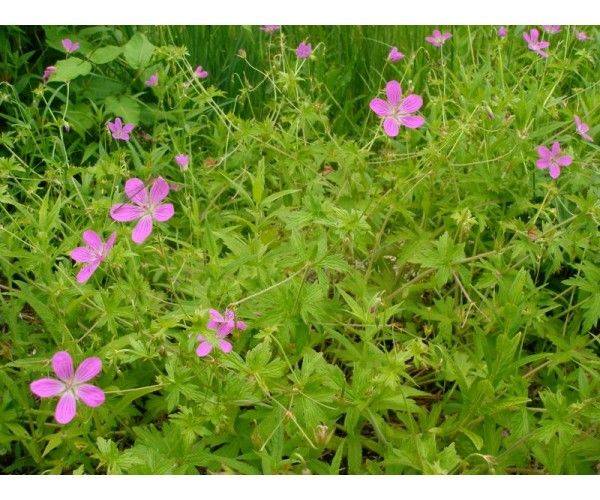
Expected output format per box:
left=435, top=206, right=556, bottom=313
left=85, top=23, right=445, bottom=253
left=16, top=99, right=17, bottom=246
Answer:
left=0, top=25, right=599, bottom=474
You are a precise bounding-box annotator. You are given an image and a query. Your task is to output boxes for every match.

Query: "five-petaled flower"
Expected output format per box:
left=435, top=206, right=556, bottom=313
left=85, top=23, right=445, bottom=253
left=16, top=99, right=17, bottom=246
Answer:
left=30, top=351, right=105, bottom=424
left=175, top=154, right=190, bottom=170
left=110, top=177, right=175, bottom=244
left=425, top=29, right=452, bottom=47
left=574, top=116, right=593, bottom=142
left=61, top=39, right=80, bottom=53
left=576, top=31, right=589, bottom=41
left=369, top=80, right=425, bottom=137
left=542, top=25, right=561, bottom=34
left=70, top=230, right=116, bottom=283
left=194, top=66, right=208, bottom=79
left=388, top=47, right=404, bottom=62
left=536, top=142, right=572, bottom=179
left=296, top=42, right=312, bottom=59
left=497, top=26, right=507, bottom=38
left=145, top=74, right=158, bottom=87
left=523, top=29, right=550, bottom=58
left=196, top=309, right=246, bottom=357
left=42, top=66, right=56, bottom=82
left=107, top=117, right=135, bottom=141
left=261, top=25, right=281, bottom=33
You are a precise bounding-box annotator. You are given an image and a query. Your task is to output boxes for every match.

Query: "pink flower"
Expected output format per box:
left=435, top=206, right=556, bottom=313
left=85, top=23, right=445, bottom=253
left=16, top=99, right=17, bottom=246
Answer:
left=574, top=115, right=593, bottom=142
left=42, top=65, right=56, bottom=82
left=261, top=25, right=281, bottom=33
left=296, top=42, right=312, bottom=59
left=70, top=230, right=116, bottom=284
left=194, top=66, right=208, bottom=79
left=388, top=47, right=404, bottom=62
left=523, top=29, right=550, bottom=58
left=425, top=29, right=452, bottom=47
left=497, top=26, right=508, bottom=38
left=61, top=39, right=80, bottom=53
left=576, top=31, right=589, bottom=41
left=110, top=177, right=175, bottom=244
left=536, top=142, right=572, bottom=179
left=30, top=351, right=104, bottom=425
left=107, top=117, right=135, bottom=142
left=145, top=74, right=158, bottom=87
left=542, top=25, right=561, bottom=34
left=369, top=80, right=425, bottom=137
left=196, top=309, right=246, bottom=357
left=175, top=154, right=189, bottom=170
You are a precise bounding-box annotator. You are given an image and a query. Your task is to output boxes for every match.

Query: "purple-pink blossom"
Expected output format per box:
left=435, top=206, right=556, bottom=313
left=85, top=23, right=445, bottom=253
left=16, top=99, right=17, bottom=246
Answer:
left=542, top=25, right=561, bottom=34
left=145, top=74, right=158, bottom=87
left=261, top=25, right=281, bottom=33
left=196, top=309, right=246, bottom=357
left=576, top=31, right=589, bottom=41
left=70, top=230, right=116, bottom=284
left=110, top=177, right=175, bottom=244
left=574, top=116, right=593, bottom=142
left=175, top=154, right=189, bottom=170
left=425, top=29, right=452, bottom=47
left=388, top=47, right=404, bottom=62
left=536, top=142, right=572, bottom=179
left=61, top=39, right=80, bottom=53
left=194, top=66, right=208, bottom=79
left=497, top=26, right=508, bottom=38
left=42, top=65, right=56, bottom=82
left=30, top=351, right=104, bottom=425
left=523, top=29, right=550, bottom=58
left=369, top=80, right=425, bottom=137
left=296, top=42, right=312, bottom=59
left=107, top=117, right=135, bottom=142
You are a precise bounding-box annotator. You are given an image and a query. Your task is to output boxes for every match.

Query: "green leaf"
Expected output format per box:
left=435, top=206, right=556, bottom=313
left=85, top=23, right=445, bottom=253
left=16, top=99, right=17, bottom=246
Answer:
left=89, top=45, right=123, bottom=65
left=104, top=95, right=141, bottom=124
left=50, top=57, right=91, bottom=82
left=123, top=32, right=155, bottom=69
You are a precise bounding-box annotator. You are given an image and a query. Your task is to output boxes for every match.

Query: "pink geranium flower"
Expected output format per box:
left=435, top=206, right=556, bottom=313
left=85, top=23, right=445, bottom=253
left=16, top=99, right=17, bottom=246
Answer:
left=536, top=142, right=572, bottom=179
left=497, top=26, right=508, bottom=38
left=369, top=80, right=425, bottom=137
left=30, top=351, right=104, bottom=425
left=194, top=66, right=208, bottom=79
left=425, top=29, right=452, bottom=47
left=542, top=25, right=561, bottom=34
left=196, top=309, right=246, bottom=357
left=61, top=39, right=80, bottom=53
left=296, top=42, right=312, bottom=59
left=574, top=116, right=593, bottom=142
left=70, top=230, right=116, bottom=284
left=110, top=177, right=175, bottom=244
left=107, top=117, right=135, bottom=142
left=145, top=74, right=158, bottom=87
left=523, top=29, right=550, bottom=58
left=388, top=47, right=404, bottom=62
left=576, top=31, right=589, bottom=41
left=42, top=65, right=56, bottom=82
left=261, top=25, right=281, bottom=33
left=175, top=154, right=189, bottom=170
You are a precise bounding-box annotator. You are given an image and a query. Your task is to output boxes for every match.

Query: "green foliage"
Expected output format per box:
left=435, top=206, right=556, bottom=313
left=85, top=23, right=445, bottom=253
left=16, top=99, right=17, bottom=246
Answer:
left=0, top=25, right=599, bottom=475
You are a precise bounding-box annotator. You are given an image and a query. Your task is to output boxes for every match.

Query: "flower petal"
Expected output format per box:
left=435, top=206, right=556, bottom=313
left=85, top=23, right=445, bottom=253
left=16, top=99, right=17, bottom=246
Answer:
left=557, top=155, right=572, bottom=167
left=551, top=142, right=561, bottom=156
left=217, top=321, right=234, bottom=336
left=76, top=262, right=100, bottom=284
left=548, top=165, right=561, bottom=179
left=399, top=115, right=425, bottom=129
left=369, top=98, right=391, bottom=117
left=124, top=178, right=148, bottom=205
left=30, top=378, right=64, bottom=398
left=149, top=177, right=170, bottom=204
left=82, top=230, right=103, bottom=252
left=196, top=341, right=213, bottom=357
left=236, top=320, right=247, bottom=331
left=110, top=203, right=144, bottom=222
left=52, top=351, right=74, bottom=381
left=70, top=247, right=93, bottom=263
left=218, top=340, right=233, bottom=353
left=399, top=94, right=423, bottom=114
left=55, top=391, right=77, bottom=424
left=385, top=80, right=402, bottom=106
left=537, top=145, right=551, bottom=160
left=131, top=215, right=153, bottom=244
left=74, top=357, right=102, bottom=383
left=153, top=203, right=174, bottom=222
left=103, top=232, right=117, bottom=256
left=383, top=117, right=400, bottom=137
left=76, top=384, right=105, bottom=407
left=536, top=159, right=550, bottom=170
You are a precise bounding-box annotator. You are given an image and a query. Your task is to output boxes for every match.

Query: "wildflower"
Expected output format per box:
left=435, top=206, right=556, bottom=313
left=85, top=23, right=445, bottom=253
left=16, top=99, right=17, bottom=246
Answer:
left=574, top=115, right=593, bottom=142
left=30, top=351, right=104, bottom=424
left=497, top=26, right=508, bottom=38
left=110, top=177, right=174, bottom=244
left=369, top=80, right=425, bottom=137
left=542, top=25, right=561, bottom=34
left=296, top=42, right=312, bottom=59
left=536, top=142, right=572, bottom=179
left=523, top=29, right=550, bottom=58
left=425, top=29, right=452, bottom=47
left=388, top=47, right=404, bottom=62
left=576, top=31, right=589, bottom=41
left=107, top=117, right=135, bottom=142
left=194, top=66, right=208, bottom=79
left=62, top=39, right=80, bottom=53
left=42, top=66, right=56, bottom=82
left=261, top=25, right=281, bottom=33
left=145, top=74, right=158, bottom=87
left=70, top=230, right=116, bottom=283
left=175, top=154, right=190, bottom=170
left=196, top=309, right=246, bottom=357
